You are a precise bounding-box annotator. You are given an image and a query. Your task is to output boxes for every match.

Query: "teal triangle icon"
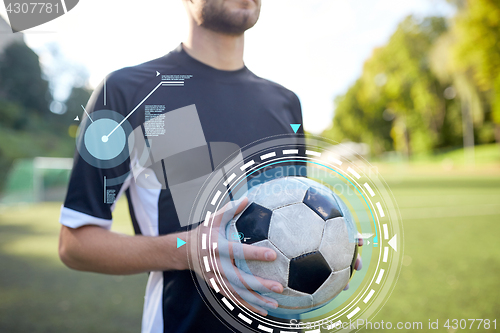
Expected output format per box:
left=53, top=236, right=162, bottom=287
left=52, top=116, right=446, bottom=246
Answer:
left=177, top=238, right=186, bottom=248
left=290, top=124, right=301, bottom=133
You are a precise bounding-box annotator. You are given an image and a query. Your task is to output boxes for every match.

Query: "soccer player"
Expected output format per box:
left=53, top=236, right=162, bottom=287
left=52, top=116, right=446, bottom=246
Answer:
left=58, top=1, right=362, bottom=332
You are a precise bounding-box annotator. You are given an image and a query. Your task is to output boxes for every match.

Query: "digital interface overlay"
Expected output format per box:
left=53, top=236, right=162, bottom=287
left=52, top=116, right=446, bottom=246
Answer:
left=74, top=71, right=404, bottom=332
left=185, top=135, right=404, bottom=332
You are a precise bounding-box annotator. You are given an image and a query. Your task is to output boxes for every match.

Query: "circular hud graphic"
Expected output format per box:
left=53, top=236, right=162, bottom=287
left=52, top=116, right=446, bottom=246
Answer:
left=186, top=135, right=404, bottom=333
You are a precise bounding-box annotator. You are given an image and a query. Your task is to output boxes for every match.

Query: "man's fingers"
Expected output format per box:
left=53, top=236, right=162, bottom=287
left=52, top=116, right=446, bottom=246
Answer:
left=221, top=277, right=279, bottom=312
left=218, top=255, right=283, bottom=294
left=212, top=197, right=249, bottom=229
left=234, top=197, right=249, bottom=216
left=356, top=233, right=364, bottom=247
left=354, top=254, right=362, bottom=271
left=244, top=302, right=269, bottom=317
left=209, top=277, right=270, bottom=316
left=219, top=241, right=277, bottom=262
left=233, top=263, right=284, bottom=294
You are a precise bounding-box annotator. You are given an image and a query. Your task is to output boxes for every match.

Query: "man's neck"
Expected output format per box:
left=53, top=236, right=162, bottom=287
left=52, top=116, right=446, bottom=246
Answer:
left=183, top=25, right=245, bottom=71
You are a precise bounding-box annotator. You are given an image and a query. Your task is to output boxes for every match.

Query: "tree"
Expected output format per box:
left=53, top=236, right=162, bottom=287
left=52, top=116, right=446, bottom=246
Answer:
left=0, top=41, right=85, bottom=191
left=451, top=0, right=500, bottom=143
left=0, top=42, right=51, bottom=122
left=323, top=16, right=449, bottom=156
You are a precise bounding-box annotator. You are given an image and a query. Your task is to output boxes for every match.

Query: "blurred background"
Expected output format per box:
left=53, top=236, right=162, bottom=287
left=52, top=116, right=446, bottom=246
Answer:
left=0, top=0, right=499, bottom=332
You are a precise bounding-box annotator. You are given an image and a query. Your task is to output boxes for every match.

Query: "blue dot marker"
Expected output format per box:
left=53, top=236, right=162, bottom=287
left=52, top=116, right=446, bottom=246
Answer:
left=177, top=238, right=186, bottom=248
left=290, top=124, right=301, bottom=133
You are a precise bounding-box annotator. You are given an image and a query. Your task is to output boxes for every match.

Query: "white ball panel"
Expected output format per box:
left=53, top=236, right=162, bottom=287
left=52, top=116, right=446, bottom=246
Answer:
left=334, top=194, right=358, bottom=242
left=252, top=177, right=309, bottom=211
left=319, top=217, right=356, bottom=271
left=235, top=240, right=289, bottom=288
left=268, top=203, right=325, bottom=258
left=262, top=287, right=313, bottom=309
left=294, top=177, right=333, bottom=195
left=312, top=267, right=350, bottom=307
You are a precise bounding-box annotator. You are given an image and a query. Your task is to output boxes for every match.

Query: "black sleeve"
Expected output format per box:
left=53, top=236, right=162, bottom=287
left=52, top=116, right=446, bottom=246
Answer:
left=291, top=92, right=305, bottom=135
left=60, top=73, right=131, bottom=229
left=291, top=91, right=307, bottom=177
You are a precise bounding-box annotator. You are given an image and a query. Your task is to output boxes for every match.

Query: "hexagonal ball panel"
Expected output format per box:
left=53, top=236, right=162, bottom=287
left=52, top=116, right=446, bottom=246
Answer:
left=319, top=217, right=357, bottom=271
left=252, top=177, right=309, bottom=211
left=235, top=202, right=272, bottom=244
left=294, top=177, right=332, bottom=192
left=288, top=251, right=332, bottom=295
left=312, top=267, right=350, bottom=307
left=268, top=203, right=325, bottom=258
left=333, top=193, right=358, bottom=242
left=235, top=240, right=289, bottom=288
left=303, top=186, right=342, bottom=221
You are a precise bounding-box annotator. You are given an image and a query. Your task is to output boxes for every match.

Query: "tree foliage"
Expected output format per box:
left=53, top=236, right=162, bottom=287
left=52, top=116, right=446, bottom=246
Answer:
left=452, top=0, right=500, bottom=141
left=0, top=42, right=50, bottom=119
left=323, top=16, right=451, bottom=156
left=0, top=41, right=90, bottom=191
left=324, top=1, right=500, bottom=156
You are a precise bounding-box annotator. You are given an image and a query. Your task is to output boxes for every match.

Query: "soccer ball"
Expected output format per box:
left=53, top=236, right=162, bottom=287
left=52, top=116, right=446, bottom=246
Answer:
left=226, top=176, right=358, bottom=312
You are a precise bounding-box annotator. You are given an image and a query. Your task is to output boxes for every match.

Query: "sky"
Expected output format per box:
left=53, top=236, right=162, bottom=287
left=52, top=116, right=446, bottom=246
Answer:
left=0, top=0, right=454, bottom=134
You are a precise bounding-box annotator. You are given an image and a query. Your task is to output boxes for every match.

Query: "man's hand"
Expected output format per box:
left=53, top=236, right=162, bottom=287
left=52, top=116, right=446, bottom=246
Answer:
left=186, top=198, right=283, bottom=316
left=343, top=236, right=364, bottom=291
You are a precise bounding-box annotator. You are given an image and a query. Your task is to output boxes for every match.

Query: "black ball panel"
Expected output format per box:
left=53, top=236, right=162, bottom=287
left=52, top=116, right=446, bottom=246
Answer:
left=350, top=243, right=359, bottom=277
left=235, top=203, right=272, bottom=244
left=288, top=251, right=332, bottom=294
left=303, top=187, right=342, bottom=221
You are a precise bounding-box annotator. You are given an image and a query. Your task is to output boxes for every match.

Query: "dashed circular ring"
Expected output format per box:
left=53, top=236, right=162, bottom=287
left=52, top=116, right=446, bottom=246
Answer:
left=187, top=135, right=403, bottom=333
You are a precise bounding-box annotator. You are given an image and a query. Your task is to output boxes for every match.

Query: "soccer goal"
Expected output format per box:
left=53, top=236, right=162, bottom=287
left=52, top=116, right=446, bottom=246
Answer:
left=1, top=157, right=73, bottom=204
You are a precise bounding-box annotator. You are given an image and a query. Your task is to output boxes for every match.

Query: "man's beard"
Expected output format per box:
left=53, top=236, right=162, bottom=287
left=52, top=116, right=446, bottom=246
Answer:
left=200, top=2, right=260, bottom=36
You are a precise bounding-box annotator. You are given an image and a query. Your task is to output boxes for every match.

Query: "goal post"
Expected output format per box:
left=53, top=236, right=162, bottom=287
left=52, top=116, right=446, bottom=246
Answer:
left=1, top=157, right=73, bottom=205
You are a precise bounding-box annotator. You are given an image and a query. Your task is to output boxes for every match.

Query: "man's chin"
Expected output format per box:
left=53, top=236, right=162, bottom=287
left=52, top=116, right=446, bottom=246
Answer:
left=200, top=0, right=260, bottom=35
left=226, top=0, right=257, bottom=9
left=224, top=0, right=259, bottom=15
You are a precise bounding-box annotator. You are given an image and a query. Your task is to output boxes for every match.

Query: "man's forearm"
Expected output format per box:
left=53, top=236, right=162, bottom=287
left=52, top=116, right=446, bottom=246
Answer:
left=59, top=225, right=189, bottom=275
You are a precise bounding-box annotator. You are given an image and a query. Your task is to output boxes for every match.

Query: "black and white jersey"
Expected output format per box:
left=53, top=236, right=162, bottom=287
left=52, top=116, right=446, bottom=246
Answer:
left=60, top=44, right=303, bottom=333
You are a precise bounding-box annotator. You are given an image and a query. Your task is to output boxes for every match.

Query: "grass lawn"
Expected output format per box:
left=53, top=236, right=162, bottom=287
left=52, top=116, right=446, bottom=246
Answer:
left=0, top=199, right=147, bottom=333
left=364, top=175, right=500, bottom=332
left=0, top=170, right=499, bottom=332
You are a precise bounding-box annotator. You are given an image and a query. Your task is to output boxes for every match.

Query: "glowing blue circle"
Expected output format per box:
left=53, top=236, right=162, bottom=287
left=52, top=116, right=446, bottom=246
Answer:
left=84, top=119, right=126, bottom=161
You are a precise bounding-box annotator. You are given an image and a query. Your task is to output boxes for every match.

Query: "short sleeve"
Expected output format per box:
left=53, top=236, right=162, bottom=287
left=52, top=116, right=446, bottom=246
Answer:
left=60, top=74, right=131, bottom=229
left=291, top=92, right=304, bottom=135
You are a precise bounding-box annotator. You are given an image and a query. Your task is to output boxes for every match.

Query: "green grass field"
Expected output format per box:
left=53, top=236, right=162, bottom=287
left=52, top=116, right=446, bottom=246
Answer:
left=364, top=175, right=500, bottom=332
left=0, top=199, right=146, bottom=333
left=1, top=169, right=499, bottom=332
